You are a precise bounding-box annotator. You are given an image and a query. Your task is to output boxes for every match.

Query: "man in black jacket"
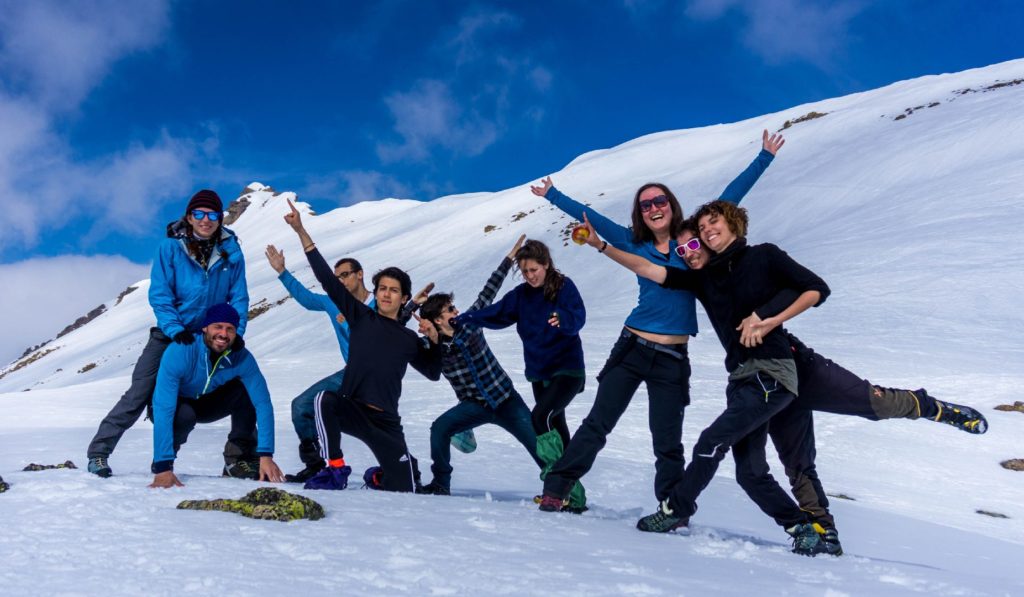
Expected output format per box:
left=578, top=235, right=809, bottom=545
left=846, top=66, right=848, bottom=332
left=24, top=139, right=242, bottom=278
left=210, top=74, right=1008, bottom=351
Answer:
left=281, top=199, right=442, bottom=493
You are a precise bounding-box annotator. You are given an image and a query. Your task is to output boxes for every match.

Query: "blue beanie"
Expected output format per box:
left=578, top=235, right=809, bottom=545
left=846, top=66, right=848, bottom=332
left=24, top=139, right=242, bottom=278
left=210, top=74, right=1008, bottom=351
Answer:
left=202, top=303, right=240, bottom=329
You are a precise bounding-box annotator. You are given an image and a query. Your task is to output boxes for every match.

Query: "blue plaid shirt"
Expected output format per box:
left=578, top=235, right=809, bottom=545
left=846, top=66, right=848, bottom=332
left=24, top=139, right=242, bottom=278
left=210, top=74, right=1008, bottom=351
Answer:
left=439, top=257, right=517, bottom=408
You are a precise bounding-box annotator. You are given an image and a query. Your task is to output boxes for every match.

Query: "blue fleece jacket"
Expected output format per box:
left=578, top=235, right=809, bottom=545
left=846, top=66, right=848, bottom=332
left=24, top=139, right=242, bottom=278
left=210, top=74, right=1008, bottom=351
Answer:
left=149, top=223, right=249, bottom=338
left=542, top=149, right=774, bottom=336
left=277, top=270, right=375, bottom=362
left=151, top=335, right=274, bottom=469
left=455, top=277, right=585, bottom=381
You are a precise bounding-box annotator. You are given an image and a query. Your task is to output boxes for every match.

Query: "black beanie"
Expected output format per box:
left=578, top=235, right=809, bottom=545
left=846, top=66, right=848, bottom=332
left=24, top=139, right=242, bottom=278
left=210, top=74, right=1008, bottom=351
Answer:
left=186, top=189, right=223, bottom=214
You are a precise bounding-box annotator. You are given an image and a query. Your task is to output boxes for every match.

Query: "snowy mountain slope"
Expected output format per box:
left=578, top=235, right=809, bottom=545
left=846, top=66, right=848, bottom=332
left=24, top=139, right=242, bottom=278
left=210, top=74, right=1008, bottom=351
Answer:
left=2, top=60, right=1024, bottom=595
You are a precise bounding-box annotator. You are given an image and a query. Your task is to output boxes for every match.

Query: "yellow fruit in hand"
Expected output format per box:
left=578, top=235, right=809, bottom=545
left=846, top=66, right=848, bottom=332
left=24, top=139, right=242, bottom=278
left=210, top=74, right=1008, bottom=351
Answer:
left=571, top=225, right=590, bottom=245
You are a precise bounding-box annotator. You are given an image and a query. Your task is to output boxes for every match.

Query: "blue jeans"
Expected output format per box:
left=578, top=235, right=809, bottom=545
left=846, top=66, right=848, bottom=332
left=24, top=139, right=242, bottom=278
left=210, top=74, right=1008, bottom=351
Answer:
left=429, top=392, right=542, bottom=489
left=291, top=368, right=346, bottom=465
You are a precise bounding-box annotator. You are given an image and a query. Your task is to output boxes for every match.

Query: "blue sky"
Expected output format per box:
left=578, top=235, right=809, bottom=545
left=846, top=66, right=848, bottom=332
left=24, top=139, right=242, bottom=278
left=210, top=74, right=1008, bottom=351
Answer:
left=1, top=0, right=1022, bottom=361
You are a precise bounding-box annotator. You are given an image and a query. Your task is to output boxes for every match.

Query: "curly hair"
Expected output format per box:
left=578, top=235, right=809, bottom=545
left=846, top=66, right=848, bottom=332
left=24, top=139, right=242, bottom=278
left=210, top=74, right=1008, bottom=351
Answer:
left=692, top=200, right=749, bottom=239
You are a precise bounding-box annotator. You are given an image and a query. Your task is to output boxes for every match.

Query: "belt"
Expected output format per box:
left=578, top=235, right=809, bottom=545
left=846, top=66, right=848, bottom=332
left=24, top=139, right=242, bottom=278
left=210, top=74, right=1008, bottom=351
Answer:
left=621, top=329, right=687, bottom=360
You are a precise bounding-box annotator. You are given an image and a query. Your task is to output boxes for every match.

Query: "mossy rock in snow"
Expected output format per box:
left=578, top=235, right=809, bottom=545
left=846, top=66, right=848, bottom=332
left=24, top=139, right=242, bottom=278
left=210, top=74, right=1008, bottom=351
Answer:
left=0, top=476, right=9, bottom=493
left=23, top=460, right=77, bottom=471
left=177, top=487, right=325, bottom=522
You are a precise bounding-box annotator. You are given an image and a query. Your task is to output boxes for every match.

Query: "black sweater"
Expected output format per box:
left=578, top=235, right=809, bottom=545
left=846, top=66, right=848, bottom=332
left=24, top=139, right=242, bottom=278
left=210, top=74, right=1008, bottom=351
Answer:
left=662, top=239, right=829, bottom=372
left=306, top=248, right=441, bottom=414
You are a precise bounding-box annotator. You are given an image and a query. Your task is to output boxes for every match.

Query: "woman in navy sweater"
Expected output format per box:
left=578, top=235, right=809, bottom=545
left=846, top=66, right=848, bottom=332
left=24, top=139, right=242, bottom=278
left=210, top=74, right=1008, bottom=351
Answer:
left=454, top=240, right=586, bottom=452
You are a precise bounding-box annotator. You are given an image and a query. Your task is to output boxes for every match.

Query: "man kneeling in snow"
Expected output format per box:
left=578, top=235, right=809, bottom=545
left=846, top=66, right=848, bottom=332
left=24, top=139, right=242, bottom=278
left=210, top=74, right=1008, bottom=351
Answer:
left=149, top=303, right=284, bottom=488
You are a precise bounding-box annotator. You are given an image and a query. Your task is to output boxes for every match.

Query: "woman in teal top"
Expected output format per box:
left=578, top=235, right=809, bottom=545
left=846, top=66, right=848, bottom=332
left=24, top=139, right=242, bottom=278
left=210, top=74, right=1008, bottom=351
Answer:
left=537, top=131, right=785, bottom=507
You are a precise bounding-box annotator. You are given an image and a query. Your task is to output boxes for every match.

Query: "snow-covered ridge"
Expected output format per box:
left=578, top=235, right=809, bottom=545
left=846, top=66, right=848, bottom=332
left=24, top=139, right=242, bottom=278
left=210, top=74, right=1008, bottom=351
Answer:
left=2, top=59, right=1023, bottom=595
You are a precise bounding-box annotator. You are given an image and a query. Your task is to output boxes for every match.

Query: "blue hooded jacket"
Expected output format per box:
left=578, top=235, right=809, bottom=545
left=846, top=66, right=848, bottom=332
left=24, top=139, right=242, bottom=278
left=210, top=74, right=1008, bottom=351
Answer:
left=151, top=334, right=274, bottom=470
left=149, top=220, right=249, bottom=338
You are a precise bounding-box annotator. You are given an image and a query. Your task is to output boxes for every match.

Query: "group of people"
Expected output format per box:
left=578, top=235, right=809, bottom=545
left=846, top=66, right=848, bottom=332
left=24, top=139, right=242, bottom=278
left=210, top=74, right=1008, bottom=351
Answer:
left=82, top=131, right=989, bottom=556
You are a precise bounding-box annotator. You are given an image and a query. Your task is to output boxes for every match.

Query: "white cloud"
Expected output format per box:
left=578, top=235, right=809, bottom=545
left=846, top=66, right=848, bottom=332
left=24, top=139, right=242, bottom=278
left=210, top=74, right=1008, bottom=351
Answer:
left=0, top=0, right=169, bottom=109
left=376, top=79, right=499, bottom=163
left=0, top=255, right=149, bottom=365
left=0, top=0, right=198, bottom=256
left=684, top=0, right=867, bottom=68
left=375, top=7, right=549, bottom=165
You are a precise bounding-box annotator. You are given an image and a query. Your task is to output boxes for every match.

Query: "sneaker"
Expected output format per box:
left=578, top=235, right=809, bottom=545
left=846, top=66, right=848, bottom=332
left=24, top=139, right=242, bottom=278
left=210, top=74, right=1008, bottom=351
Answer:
left=285, top=462, right=325, bottom=484
left=222, top=459, right=260, bottom=480
left=786, top=523, right=828, bottom=556
left=636, top=499, right=688, bottom=533
left=819, top=527, right=844, bottom=556
left=537, top=493, right=565, bottom=512
left=934, top=398, right=988, bottom=434
left=362, top=466, right=384, bottom=490
left=303, top=465, right=351, bottom=490
left=419, top=481, right=451, bottom=496
left=88, top=456, right=112, bottom=478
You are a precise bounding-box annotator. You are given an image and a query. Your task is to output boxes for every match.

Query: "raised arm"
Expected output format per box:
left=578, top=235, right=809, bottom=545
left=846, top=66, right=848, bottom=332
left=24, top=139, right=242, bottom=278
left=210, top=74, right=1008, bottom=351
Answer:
left=267, top=245, right=333, bottom=312
left=283, top=199, right=368, bottom=323
left=530, top=177, right=635, bottom=247
left=718, top=130, right=783, bottom=204
left=469, top=234, right=522, bottom=312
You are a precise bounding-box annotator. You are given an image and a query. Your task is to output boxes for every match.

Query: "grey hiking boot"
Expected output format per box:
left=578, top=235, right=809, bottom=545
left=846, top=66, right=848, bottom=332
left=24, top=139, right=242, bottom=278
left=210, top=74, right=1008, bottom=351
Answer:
left=820, top=527, right=844, bottom=556
left=636, top=499, right=688, bottom=533
left=933, top=398, right=988, bottom=434
left=786, top=523, right=828, bottom=556
left=88, top=456, right=113, bottom=478
left=223, top=459, right=260, bottom=480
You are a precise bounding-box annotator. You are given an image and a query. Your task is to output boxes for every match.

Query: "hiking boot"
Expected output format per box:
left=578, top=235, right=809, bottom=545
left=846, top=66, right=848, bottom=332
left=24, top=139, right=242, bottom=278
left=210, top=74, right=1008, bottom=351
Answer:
left=419, top=481, right=451, bottom=496
left=819, top=527, right=844, bottom=556
left=362, top=466, right=384, bottom=490
left=285, top=462, right=326, bottom=484
left=786, top=523, right=828, bottom=556
left=933, top=398, right=988, bottom=434
left=636, top=499, right=688, bottom=533
left=88, top=456, right=112, bottom=478
left=222, top=459, right=260, bottom=480
left=303, top=465, right=351, bottom=490
left=537, top=493, right=565, bottom=512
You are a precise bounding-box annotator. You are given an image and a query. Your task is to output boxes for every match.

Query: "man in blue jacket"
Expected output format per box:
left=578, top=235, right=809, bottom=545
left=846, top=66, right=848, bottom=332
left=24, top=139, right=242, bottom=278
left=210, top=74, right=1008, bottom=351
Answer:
left=87, top=190, right=249, bottom=478
left=149, top=303, right=283, bottom=488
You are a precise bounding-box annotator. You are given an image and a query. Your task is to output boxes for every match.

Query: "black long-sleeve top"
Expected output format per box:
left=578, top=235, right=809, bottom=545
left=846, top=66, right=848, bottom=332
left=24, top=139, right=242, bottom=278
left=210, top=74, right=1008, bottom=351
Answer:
left=305, top=248, right=441, bottom=414
left=662, top=239, right=829, bottom=373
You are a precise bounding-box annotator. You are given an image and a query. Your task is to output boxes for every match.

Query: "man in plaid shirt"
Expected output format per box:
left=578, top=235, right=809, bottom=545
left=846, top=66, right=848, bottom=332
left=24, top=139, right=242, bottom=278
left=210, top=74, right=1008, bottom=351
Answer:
left=416, top=235, right=544, bottom=495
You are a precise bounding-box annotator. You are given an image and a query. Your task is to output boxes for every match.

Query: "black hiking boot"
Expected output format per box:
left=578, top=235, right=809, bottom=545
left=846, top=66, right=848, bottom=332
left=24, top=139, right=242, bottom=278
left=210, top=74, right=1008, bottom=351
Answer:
left=786, top=523, right=828, bottom=556
left=419, top=481, right=451, bottom=496
left=636, top=499, right=688, bottom=533
left=88, top=456, right=113, bottom=478
left=223, top=459, right=260, bottom=480
left=285, top=462, right=325, bottom=484
left=933, top=398, right=988, bottom=434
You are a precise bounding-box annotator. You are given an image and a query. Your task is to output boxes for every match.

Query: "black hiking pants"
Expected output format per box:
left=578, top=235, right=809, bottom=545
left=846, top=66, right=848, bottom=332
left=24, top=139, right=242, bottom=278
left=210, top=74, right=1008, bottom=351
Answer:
left=531, top=375, right=584, bottom=450
left=315, top=390, right=420, bottom=493
left=544, top=331, right=689, bottom=501
left=668, top=372, right=807, bottom=528
left=87, top=327, right=172, bottom=458
left=173, top=378, right=258, bottom=464
left=768, top=341, right=941, bottom=531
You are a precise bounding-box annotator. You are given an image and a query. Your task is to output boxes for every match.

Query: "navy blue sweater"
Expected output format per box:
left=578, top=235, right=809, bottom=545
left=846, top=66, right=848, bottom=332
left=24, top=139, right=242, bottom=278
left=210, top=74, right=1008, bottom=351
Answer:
left=454, top=277, right=585, bottom=382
